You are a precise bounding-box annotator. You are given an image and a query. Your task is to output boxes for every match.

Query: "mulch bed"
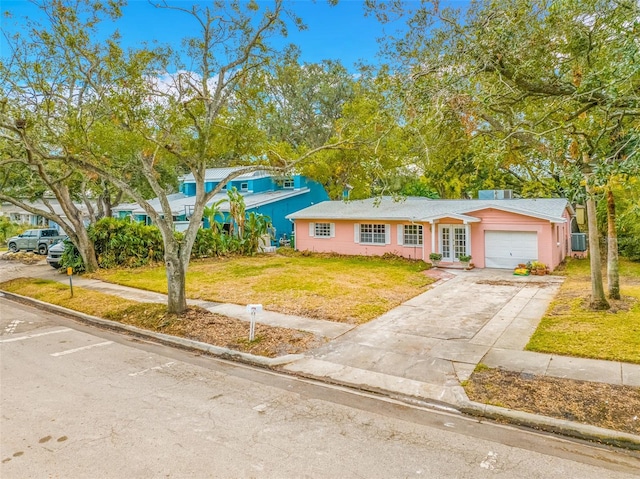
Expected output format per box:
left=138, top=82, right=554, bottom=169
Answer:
left=465, top=368, right=640, bottom=435
left=107, top=304, right=325, bottom=358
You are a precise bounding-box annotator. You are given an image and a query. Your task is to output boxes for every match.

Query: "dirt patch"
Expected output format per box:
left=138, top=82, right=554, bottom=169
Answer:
left=465, top=368, right=640, bottom=435
left=106, top=304, right=325, bottom=358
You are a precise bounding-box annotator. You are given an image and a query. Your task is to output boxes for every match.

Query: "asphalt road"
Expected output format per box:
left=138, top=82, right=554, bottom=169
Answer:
left=1, top=297, right=639, bottom=479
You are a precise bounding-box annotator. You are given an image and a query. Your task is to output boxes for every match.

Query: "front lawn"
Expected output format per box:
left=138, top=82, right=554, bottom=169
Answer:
left=88, top=252, right=433, bottom=324
left=526, top=258, right=640, bottom=364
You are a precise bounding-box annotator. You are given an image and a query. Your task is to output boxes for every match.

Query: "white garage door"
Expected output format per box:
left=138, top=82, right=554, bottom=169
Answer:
left=484, top=231, right=538, bottom=269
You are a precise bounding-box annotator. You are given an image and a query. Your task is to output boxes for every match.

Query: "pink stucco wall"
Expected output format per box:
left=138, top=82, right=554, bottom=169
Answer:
left=468, top=208, right=572, bottom=269
left=294, top=220, right=428, bottom=261
left=294, top=206, right=573, bottom=270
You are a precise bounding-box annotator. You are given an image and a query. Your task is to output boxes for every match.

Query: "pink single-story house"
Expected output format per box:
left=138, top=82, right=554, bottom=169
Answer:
left=286, top=197, right=576, bottom=269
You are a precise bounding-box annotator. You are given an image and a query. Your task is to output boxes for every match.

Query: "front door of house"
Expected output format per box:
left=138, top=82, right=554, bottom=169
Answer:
left=439, top=225, right=467, bottom=262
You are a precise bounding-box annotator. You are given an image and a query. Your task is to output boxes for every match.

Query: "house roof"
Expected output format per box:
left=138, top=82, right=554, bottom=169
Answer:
left=1, top=199, right=91, bottom=218
left=180, top=167, right=271, bottom=183
left=112, top=193, right=187, bottom=214
left=114, top=189, right=309, bottom=217
left=286, top=196, right=572, bottom=223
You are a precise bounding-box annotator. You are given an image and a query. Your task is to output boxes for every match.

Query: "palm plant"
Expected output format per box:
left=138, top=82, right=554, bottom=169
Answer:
left=203, top=198, right=226, bottom=232
left=227, top=188, right=246, bottom=238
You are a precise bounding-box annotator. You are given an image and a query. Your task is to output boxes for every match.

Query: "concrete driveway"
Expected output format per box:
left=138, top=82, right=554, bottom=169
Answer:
left=285, top=268, right=563, bottom=398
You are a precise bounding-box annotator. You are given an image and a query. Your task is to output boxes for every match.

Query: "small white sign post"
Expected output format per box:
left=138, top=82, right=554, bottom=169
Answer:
left=245, top=304, right=263, bottom=341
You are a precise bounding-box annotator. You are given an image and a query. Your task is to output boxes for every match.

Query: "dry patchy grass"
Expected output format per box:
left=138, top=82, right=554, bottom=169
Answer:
left=0, top=278, right=322, bottom=358
left=2, top=278, right=138, bottom=316
left=87, top=252, right=433, bottom=323
left=465, top=367, right=640, bottom=435
left=526, top=259, right=640, bottom=364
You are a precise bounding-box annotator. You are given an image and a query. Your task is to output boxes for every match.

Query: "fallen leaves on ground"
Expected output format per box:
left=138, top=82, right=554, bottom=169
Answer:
left=465, top=368, right=640, bottom=435
left=106, top=303, right=325, bottom=358
left=1, top=252, right=43, bottom=264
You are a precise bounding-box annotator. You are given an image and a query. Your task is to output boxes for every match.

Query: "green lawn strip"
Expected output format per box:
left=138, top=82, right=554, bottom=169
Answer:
left=0, top=278, right=140, bottom=318
left=526, top=259, right=640, bottom=364
left=88, top=253, right=433, bottom=323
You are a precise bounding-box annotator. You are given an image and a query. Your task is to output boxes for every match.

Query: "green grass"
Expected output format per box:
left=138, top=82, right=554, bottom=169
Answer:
left=87, top=252, right=434, bottom=324
left=0, top=278, right=140, bottom=317
left=526, top=258, right=640, bottom=364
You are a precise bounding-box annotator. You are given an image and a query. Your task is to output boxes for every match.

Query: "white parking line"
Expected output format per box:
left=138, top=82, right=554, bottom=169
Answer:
left=3, top=319, right=24, bottom=335
left=0, top=328, right=72, bottom=343
left=51, top=341, right=113, bottom=357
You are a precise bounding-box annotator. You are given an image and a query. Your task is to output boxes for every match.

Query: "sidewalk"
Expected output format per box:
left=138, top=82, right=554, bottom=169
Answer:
left=2, top=259, right=639, bottom=447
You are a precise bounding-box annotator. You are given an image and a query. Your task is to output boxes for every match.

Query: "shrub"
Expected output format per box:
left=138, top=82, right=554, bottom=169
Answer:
left=61, top=240, right=85, bottom=272
left=0, top=218, right=27, bottom=246
left=90, top=217, right=164, bottom=268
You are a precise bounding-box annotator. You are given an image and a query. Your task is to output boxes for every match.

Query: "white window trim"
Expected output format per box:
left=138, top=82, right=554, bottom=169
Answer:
left=309, top=222, right=334, bottom=238
left=356, top=223, right=390, bottom=245
left=283, top=178, right=294, bottom=189
left=402, top=224, right=423, bottom=246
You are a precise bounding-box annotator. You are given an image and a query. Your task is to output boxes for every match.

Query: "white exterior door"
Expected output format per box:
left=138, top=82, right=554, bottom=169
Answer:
left=439, top=225, right=468, bottom=262
left=484, top=231, right=538, bottom=268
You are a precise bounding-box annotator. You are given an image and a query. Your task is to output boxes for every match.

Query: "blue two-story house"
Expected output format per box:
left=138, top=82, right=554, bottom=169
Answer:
left=113, top=167, right=329, bottom=241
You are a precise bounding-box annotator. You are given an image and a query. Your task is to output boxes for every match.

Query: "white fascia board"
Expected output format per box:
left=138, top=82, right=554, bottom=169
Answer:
left=244, top=188, right=309, bottom=209
left=419, top=213, right=481, bottom=223
left=286, top=214, right=418, bottom=222
left=460, top=204, right=566, bottom=223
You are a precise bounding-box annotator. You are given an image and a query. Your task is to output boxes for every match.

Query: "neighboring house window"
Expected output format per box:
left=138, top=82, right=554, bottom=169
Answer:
left=283, top=178, right=294, bottom=189
left=314, top=223, right=332, bottom=237
left=359, top=224, right=387, bottom=244
left=240, top=182, right=248, bottom=191
left=308, top=222, right=334, bottom=238
left=403, top=225, right=423, bottom=246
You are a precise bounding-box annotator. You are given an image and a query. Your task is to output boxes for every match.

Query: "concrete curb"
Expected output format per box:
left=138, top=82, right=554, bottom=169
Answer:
left=458, top=400, right=640, bottom=451
left=286, top=365, right=640, bottom=451
left=3, top=289, right=639, bottom=451
left=0, top=290, right=304, bottom=368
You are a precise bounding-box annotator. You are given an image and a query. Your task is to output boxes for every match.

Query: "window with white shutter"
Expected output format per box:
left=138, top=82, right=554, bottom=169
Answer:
left=314, top=223, right=332, bottom=238
left=403, top=224, right=423, bottom=246
left=359, top=224, right=387, bottom=244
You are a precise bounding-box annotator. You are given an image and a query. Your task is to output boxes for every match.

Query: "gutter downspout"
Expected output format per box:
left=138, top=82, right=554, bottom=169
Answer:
left=431, top=220, right=437, bottom=255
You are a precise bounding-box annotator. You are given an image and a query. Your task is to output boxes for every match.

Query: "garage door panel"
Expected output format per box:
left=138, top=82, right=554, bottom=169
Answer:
left=485, top=231, right=538, bottom=269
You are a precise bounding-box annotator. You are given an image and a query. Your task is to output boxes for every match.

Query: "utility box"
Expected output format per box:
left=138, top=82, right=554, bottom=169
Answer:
left=478, top=189, right=513, bottom=200
left=571, top=233, right=587, bottom=252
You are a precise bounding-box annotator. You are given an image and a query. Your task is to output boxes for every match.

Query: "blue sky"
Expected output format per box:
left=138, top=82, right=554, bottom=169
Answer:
left=1, top=1, right=467, bottom=69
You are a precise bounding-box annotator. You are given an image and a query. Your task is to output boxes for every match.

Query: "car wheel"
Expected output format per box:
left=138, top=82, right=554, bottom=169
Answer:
left=38, top=244, right=48, bottom=255
left=8, top=243, right=18, bottom=253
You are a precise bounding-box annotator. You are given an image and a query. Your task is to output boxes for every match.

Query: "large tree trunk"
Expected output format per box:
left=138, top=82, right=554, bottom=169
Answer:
left=585, top=178, right=610, bottom=310
left=164, top=241, right=188, bottom=315
left=75, top=229, right=99, bottom=273
left=606, top=187, right=620, bottom=300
